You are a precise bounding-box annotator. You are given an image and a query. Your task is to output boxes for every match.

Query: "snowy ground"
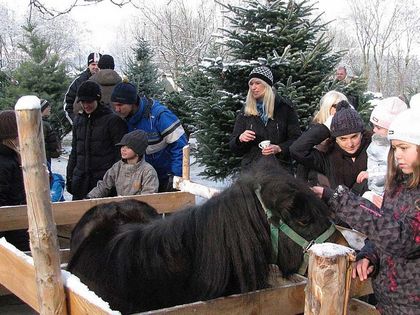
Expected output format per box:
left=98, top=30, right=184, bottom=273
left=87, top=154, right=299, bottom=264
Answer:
left=51, top=133, right=231, bottom=203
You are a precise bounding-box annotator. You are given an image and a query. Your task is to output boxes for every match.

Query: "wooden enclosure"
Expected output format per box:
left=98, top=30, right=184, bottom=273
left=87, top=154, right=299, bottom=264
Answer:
left=0, top=101, right=379, bottom=314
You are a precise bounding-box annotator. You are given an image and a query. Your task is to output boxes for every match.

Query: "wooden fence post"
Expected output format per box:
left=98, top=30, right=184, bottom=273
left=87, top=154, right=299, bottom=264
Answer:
left=182, top=145, right=190, bottom=180
left=304, top=243, right=355, bottom=315
left=15, top=96, right=67, bottom=314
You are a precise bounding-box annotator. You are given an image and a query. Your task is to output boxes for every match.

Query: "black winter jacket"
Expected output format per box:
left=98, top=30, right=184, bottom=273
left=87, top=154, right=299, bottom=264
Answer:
left=64, top=69, right=92, bottom=122
left=42, top=117, right=61, bottom=160
left=328, top=184, right=420, bottom=315
left=229, top=95, right=301, bottom=171
left=66, top=105, right=127, bottom=200
left=290, top=123, right=371, bottom=194
left=0, top=144, right=25, bottom=206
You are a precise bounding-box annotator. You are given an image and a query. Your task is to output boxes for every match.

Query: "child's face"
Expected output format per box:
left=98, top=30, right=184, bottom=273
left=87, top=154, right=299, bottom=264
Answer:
left=391, top=140, right=418, bottom=174
left=120, top=146, right=137, bottom=160
left=372, top=124, right=388, bottom=137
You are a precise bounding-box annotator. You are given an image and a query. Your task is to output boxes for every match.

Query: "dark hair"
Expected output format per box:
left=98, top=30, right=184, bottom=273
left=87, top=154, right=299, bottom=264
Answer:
left=386, top=145, right=420, bottom=191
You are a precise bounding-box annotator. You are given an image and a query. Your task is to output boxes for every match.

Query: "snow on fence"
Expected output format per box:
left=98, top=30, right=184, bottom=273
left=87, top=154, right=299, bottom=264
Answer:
left=0, top=98, right=378, bottom=314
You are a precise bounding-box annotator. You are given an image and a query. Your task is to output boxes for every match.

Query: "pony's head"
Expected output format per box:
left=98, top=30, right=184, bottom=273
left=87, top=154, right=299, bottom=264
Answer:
left=238, top=158, right=334, bottom=275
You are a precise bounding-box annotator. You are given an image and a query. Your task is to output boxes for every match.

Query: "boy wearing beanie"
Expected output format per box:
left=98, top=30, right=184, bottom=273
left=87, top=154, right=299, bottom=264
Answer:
left=291, top=100, right=372, bottom=198
left=64, top=52, right=102, bottom=123
left=66, top=81, right=127, bottom=200
left=356, top=97, right=407, bottom=206
left=111, top=79, right=187, bottom=192
left=87, top=130, right=158, bottom=198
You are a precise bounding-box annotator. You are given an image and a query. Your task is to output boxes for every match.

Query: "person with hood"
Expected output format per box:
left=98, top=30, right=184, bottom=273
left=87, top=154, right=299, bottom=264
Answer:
left=66, top=80, right=127, bottom=200
left=111, top=80, right=187, bottom=192
left=229, top=66, right=301, bottom=172
left=0, top=110, right=29, bottom=250
left=63, top=52, right=101, bottom=123
left=290, top=100, right=372, bottom=196
left=356, top=97, right=407, bottom=207
left=89, top=54, right=122, bottom=108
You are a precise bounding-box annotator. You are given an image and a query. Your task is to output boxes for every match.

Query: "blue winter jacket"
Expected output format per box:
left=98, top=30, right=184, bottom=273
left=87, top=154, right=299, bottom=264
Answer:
left=126, top=97, right=187, bottom=182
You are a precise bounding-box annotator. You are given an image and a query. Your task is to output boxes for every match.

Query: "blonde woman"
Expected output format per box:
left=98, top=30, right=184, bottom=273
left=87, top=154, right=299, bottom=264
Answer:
left=313, top=90, right=348, bottom=124
left=229, top=66, right=301, bottom=172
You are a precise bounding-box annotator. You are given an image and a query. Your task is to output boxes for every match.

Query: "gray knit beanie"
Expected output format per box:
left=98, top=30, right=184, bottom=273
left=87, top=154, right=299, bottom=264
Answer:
left=330, top=101, right=364, bottom=137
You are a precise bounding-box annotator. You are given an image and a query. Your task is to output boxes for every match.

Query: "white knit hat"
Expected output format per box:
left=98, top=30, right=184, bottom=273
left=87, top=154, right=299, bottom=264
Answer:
left=409, top=93, right=420, bottom=110
left=370, top=97, right=407, bottom=129
left=388, top=107, right=420, bottom=145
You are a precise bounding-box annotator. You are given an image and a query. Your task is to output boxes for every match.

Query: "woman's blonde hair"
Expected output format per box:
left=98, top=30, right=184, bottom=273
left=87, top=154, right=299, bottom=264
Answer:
left=386, top=144, right=420, bottom=190
left=313, top=91, right=348, bottom=124
left=244, top=79, right=275, bottom=118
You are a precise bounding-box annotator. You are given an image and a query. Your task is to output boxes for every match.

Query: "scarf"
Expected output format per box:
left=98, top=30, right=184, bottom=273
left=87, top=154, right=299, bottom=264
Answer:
left=256, top=101, right=269, bottom=126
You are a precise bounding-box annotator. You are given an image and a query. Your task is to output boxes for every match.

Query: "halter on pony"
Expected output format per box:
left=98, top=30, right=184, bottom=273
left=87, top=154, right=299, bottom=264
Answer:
left=255, top=186, right=336, bottom=275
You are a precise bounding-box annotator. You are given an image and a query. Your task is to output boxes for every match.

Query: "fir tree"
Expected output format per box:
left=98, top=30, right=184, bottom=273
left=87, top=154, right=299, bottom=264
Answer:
left=0, top=20, right=71, bottom=138
left=125, top=36, right=162, bottom=97
left=191, top=0, right=344, bottom=180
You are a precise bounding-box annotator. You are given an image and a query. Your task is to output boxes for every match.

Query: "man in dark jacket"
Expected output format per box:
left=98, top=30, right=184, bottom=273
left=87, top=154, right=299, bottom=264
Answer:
left=66, top=81, right=127, bottom=200
left=63, top=52, right=101, bottom=123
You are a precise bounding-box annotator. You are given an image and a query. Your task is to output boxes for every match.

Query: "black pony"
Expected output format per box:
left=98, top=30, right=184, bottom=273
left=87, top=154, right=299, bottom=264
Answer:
left=68, top=160, right=344, bottom=314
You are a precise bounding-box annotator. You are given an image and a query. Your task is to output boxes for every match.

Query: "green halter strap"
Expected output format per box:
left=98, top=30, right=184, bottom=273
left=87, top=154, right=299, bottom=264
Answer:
left=254, top=186, right=337, bottom=275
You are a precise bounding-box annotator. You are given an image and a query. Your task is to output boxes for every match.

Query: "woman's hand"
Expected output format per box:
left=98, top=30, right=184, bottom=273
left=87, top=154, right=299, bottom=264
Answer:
left=352, top=258, right=374, bottom=281
left=261, top=144, right=281, bottom=156
left=357, top=171, right=368, bottom=183
left=239, top=130, right=256, bottom=142
left=372, top=194, right=383, bottom=208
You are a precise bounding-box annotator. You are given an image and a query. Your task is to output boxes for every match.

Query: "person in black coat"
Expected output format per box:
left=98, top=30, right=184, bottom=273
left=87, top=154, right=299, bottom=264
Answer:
left=63, top=52, right=102, bottom=123
left=290, top=101, right=371, bottom=195
left=229, top=66, right=301, bottom=172
left=66, top=81, right=127, bottom=200
left=0, top=110, right=29, bottom=250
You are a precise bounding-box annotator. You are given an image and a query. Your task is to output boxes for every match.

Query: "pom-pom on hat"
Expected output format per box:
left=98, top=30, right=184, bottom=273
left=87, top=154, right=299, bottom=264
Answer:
left=77, top=81, right=102, bottom=102
left=370, top=97, right=407, bottom=129
left=0, top=110, right=18, bottom=140
left=388, top=107, right=420, bottom=145
left=330, top=100, right=364, bottom=137
left=116, top=130, right=149, bottom=156
left=98, top=54, right=115, bottom=70
left=111, top=78, right=138, bottom=105
left=87, top=52, right=102, bottom=65
left=249, top=66, right=273, bottom=87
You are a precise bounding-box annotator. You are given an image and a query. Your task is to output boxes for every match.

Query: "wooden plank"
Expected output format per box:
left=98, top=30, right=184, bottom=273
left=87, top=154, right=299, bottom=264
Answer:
left=0, top=241, right=118, bottom=314
left=350, top=277, right=373, bottom=298
left=336, top=225, right=367, bottom=251
left=0, top=241, right=39, bottom=312
left=0, top=192, right=195, bottom=231
left=146, top=278, right=307, bottom=315
left=348, top=298, right=379, bottom=315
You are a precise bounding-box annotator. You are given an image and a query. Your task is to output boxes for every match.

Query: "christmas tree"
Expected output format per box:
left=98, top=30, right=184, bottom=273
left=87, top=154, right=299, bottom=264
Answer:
left=0, top=20, right=71, bottom=138
left=124, top=36, right=162, bottom=97
left=190, top=0, right=343, bottom=180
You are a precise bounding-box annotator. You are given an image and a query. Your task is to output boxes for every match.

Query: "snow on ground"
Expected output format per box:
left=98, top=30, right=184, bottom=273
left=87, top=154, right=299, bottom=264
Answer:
left=51, top=133, right=231, bottom=203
